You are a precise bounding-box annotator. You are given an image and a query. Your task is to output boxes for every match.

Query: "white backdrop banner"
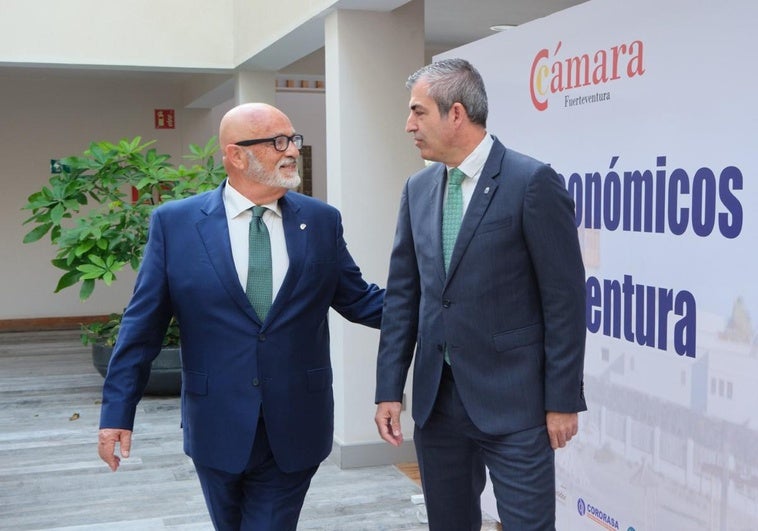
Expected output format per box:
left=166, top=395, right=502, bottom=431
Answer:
left=440, top=0, right=757, bottom=529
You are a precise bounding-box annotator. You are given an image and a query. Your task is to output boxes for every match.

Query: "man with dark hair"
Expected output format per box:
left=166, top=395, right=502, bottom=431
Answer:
left=375, top=58, right=586, bottom=530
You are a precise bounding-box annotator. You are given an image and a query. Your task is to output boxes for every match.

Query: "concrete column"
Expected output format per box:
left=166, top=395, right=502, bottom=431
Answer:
left=234, top=70, right=276, bottom=105
left=324, top=0, right=424, bottom=467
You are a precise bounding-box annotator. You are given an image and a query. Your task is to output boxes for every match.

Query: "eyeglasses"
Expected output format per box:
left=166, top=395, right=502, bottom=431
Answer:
left=234, top=134, right=303, bottom=152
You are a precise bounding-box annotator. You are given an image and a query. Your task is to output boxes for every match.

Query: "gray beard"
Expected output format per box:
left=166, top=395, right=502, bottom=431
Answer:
left=246, top=151, right=301, bottom=189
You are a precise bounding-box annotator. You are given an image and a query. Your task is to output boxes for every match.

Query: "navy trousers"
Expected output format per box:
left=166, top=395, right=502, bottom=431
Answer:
left=414, top=363, right=556, bottom=530
left=193, top=415, right=318, bottom=530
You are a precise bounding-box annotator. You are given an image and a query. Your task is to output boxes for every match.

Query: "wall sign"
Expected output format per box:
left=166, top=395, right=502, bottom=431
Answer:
left=442, top=1, right=758, bottom=529
left=154, top=109, right=175, bottom=129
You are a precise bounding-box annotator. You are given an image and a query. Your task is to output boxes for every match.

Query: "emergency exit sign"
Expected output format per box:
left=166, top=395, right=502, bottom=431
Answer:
left=154, top=109, right=175, bottom=129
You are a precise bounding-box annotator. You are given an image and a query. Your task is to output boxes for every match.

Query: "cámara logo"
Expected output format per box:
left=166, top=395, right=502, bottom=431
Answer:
left=529, top=39, right=646, bottom=111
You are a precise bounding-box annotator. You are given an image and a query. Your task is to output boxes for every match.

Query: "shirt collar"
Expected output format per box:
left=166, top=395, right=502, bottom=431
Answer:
left=447, top=133, right=494, bottom=179
left=223, top=179, right=282, bottom=219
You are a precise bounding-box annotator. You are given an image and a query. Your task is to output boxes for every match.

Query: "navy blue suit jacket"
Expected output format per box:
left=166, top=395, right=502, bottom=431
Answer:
left=376, top=138, right=586, bottom=434
left=100, top=181, right=383, bottom=473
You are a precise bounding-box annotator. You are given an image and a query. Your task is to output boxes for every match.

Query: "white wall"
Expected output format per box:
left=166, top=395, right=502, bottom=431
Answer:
left=0, top=0, right=233, bottom=69
left=232, top=0, right=334, bottom=66
left=0, top=0, right=402, bottom=73
left=0, top=69, right=215, bottom=319
left=0, top=0, right=417, bottom=471
left=275, top=91, right=328, bottom=201
left=0, top=67, right=332, bottom=322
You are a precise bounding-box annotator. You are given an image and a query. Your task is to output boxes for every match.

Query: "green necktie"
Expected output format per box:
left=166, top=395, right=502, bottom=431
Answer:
left=442, top=168, right=465, bottom=365
left=246, top=205, right=272, bottom=320
left=442, top=168, right=466, bottom=273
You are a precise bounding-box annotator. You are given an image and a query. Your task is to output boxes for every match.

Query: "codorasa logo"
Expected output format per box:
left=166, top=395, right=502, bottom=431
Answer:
left=576, top=498, right=620, bottom=530
left=529, top=39, right=646, bottom=111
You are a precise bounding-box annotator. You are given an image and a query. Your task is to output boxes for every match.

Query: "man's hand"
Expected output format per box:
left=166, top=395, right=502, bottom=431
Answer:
left=98, top=428, right=133, bottom=471
left=375, top=402, right=404, bottom=446
left=546, top=411, right=578, bottom=449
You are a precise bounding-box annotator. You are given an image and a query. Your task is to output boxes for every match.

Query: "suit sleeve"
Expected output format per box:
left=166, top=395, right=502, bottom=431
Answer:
left=522, top=165, right=587, bottom=413
left=330, top=210, right=385, bottom=329
left=99, top=209, right=174, bottom=429
left=375, top=182, right=420, bottom=403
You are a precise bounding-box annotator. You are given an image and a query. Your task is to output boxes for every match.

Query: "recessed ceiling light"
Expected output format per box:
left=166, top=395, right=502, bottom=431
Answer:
left=490, top=24, right=516, bottom=32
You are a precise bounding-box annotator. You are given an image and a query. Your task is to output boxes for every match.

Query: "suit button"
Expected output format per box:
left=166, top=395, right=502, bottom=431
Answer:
left=437, top=344, right=444, bottom=352
left=442, top=300, right=451, bottom=308
left=259, top=333, right=266, bottom=341
left=252, top=378, right=260, bottom=387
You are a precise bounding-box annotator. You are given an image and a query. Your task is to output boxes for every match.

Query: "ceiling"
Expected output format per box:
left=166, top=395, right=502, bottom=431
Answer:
left=1, top=0, right=589, bottom=84
left=261, top=0, right=590, bottom=73
left=423, top=0, right=588, bottom=50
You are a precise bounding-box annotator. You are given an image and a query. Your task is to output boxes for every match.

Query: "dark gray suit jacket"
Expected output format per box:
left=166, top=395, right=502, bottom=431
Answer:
left=376, top=137, right=586, bottom=434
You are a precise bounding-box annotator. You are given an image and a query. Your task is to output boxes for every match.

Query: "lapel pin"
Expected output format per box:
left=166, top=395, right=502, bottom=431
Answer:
left=300, top=223, right=307, bottom=230
left=484, top=187, right=490, bottom=194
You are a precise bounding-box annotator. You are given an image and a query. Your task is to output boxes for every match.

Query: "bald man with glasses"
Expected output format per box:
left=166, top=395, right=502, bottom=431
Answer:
left=98, top=103, right=384, bottom=530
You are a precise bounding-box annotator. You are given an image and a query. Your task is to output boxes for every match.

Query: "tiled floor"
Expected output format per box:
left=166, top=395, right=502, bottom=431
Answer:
left=0, top=330, right=500, bottom=530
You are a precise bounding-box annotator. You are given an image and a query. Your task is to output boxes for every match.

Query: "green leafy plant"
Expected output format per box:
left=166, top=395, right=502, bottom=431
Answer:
left=22, top=137, right=225, bottom=346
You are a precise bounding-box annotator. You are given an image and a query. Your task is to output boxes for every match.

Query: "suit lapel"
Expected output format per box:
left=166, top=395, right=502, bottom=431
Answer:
left=445, top=142, right=505, bottom=283
left=428, top=165, right=447, bottom=283
left=196, top=183, right=259, bottom=321
left=196, top=188, right=307, bottom=326
left=266, top=193, right=305, bottom=323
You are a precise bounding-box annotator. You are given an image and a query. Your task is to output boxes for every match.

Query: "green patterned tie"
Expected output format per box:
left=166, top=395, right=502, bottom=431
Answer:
left=442, top=168, right=466, bottom=273
left=442, top=168, right=465, bottom=365
left=246, top=206, right=272, bottom=320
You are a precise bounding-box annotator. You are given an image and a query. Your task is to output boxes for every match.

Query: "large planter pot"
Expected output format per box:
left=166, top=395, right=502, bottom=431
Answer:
left=92, top=343, right=182, bottom=396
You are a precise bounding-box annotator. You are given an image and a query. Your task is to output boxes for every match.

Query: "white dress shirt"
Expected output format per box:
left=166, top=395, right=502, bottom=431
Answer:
left=223, top=181, right=289, bottom=303
left=445, top=133, right=494, bottom=214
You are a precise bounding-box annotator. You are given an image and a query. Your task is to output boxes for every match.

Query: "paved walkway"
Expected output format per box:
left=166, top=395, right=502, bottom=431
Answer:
left=0, top=330, right=430, bottom=530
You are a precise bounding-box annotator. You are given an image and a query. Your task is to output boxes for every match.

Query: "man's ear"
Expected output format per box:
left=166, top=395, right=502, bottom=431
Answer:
left=450, top=102, right=468, bottom=126
left=224, top=144, right=246, bottom=170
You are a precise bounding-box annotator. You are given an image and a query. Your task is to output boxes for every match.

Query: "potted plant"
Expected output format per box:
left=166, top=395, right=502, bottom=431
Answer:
left=22, top=137, right=225, bottom=394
